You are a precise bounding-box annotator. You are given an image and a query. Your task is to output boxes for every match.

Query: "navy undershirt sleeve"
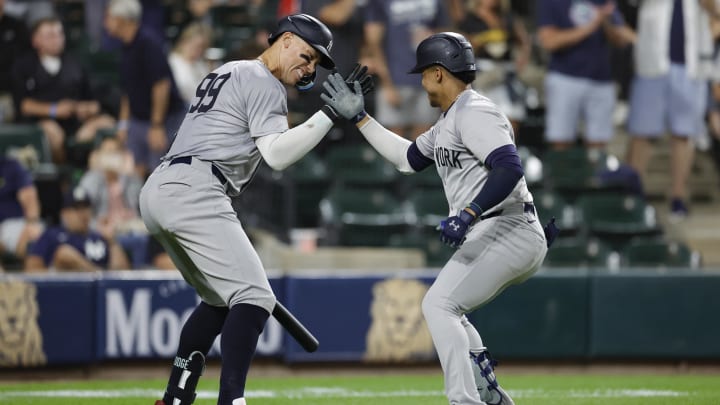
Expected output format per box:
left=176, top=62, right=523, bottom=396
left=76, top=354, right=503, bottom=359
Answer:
left=407, top=142, right=434, bottom=172
left=469, top=144, right=524, bottom=215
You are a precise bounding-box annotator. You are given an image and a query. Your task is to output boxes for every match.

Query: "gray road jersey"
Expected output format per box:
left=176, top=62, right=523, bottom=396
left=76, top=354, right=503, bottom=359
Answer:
left=165, top=60, right=289, bottom=196
left=415, top=89, right=532, bottom=216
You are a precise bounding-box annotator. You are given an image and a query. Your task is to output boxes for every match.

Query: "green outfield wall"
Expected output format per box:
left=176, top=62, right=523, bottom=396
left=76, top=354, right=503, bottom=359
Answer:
left=467, top=270, right=720, bottom=360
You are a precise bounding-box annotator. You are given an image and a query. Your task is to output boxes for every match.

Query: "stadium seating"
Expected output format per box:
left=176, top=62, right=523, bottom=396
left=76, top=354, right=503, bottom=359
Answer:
left=541, top=147, right=608, bottom=194
left=542, top=236, right=620, bottom=270
left=622, top=237, right=701, bottom=269
left=576, top=193, right=661, bottom=249
left=0, top=123, right=51, bottom=166
left=532, top=189, right=580, bottom=235
left=285, top=152, right=331, bottom=228
left=324, top=145, right=399, bottom=188
left=403, top=190, right=448, bottom=230
left=319, top=186, right=409, bottom=247
left=388, top=230, right=455, bottom=268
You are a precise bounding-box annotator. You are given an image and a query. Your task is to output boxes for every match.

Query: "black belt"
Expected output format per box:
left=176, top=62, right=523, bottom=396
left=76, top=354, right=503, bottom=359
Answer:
left=169, top=156, right=227, bottom=186
left=480, top=202, right=535, bottom=220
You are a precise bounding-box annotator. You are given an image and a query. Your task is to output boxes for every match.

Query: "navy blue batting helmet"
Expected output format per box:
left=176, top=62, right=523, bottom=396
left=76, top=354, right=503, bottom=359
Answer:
left=409, top=32, right=476, bottom=74
left=268, top=13, right=335, bottom=70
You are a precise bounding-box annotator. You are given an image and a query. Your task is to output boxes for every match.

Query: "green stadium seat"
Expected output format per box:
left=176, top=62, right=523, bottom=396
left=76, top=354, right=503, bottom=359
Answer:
left=533, top=190, right=580, bottom=235
left=543, top=236, right=619, bottom=270
left=286, top=152, right=331, bottom=228
left=0, top=123, right=52, bottom=165
left=319, top=187, right=408, bottom=246
left=540, top=147, right=641, bottom=200
left=324, top=145, right=399, bottom=187
left=388, top=230, right=455, bottom=268
left=404, top=190, right=448, bottom=229
left=542, top=147, right=605, bottom=192
left=576, top=193, right=661, bottom=248
left=622, top=237, right=701, bottom=269
left=405, top=165, right=443, bottom=188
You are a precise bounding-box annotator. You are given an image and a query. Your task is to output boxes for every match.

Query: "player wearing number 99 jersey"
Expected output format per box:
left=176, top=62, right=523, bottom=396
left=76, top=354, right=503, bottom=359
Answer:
left=139, top=13, right=372, bottom=405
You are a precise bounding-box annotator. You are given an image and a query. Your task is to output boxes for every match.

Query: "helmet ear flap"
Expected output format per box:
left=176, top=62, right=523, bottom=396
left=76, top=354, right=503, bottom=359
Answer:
left=296, top=71, right=316, bottom=91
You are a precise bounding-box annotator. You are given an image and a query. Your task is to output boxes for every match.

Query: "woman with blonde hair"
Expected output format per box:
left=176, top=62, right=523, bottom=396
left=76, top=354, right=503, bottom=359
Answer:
left=169, top=22, right=213, bottom=104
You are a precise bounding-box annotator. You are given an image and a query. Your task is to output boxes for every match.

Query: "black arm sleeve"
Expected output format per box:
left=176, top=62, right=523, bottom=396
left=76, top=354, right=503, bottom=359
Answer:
left=407, top=142, right=434, bottom=172
left=469, top=144, right=524, bottom=215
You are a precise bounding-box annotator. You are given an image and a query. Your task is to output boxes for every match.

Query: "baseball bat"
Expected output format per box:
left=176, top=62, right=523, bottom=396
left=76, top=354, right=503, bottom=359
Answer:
left=272, top=301, right=319, bottom=353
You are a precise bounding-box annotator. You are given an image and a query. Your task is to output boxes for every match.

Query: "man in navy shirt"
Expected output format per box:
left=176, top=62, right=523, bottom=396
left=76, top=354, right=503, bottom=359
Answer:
left=104, top=0, right=186, bottom=178
left=537, top=0, right=635, bottom=151
left=364, top=0, right=451, bottom=140
left=24, top=187, right=129, bottom=272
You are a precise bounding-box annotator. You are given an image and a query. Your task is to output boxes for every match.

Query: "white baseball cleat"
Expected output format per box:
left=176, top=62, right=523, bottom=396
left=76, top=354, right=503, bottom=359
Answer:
left=470, top=350, right=514, bottom=405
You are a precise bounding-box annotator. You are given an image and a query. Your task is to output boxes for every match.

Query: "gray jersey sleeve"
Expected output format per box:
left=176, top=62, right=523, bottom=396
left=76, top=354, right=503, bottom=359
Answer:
left=414, top=126, right=437, bottom=161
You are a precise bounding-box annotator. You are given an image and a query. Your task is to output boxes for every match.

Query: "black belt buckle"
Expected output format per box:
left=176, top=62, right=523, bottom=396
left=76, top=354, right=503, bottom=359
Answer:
left=169, top=156, right=227, bottom=186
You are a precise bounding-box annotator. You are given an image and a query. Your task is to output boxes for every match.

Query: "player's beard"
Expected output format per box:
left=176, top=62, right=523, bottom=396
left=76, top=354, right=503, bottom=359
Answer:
left=427, top=93, right=439, bottom=108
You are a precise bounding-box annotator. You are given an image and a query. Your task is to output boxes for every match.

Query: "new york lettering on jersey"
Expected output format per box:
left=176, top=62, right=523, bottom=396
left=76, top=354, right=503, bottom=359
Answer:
left=434, top=146, right=463, bottom=168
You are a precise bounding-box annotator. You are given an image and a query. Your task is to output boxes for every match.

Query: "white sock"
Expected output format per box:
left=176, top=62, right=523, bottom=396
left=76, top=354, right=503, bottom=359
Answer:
left=461, top=315, right=485, bottom=353
left=232, top=398, right=246, bottom=405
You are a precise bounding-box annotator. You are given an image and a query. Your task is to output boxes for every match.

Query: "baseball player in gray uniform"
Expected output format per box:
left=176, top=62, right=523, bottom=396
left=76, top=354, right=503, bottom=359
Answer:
left=139, top=14, right=371, bottom=405
left=322, top=32, right=556, bottom=404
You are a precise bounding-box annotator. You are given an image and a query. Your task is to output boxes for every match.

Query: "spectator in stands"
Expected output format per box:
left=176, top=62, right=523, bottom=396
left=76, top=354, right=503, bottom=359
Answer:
left=626, top=0, right=718, bottom=218
left=364, top=0, right=451, bottom=140
left=4, top=0, right=54, bottom=28
left=459, top=0, right=532, bottom=138
left=24, top=187, right=129, bottom=272
left=0, top=0, right=31, bottom=123
left=86, top=0, right=165, bottom=51
left=104, top=0, right=186, bottom=178
left=11, top=16, right=116, bottom=166
left=77, top=136, right=147, bottom=269
left=0, top=155, right=43, bottom=265
left=168, top=22, right=212, bottom=105
left=301, top=0, right=371, bottom=152
left=146, top=235, right=175, bottom=270
left=537, top=0, right=635, bottom=151
left=166, top=0, right=215, bottom=44
left=710, top=79, right=720, bottom=177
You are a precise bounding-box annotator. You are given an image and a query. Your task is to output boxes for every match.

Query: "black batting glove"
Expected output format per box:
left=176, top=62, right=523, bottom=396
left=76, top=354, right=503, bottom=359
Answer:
left=344, top=63, right=375, bottom=96
left=543, top=217, right=560, bottom=248
left=438, top=209, right=477, bottom=249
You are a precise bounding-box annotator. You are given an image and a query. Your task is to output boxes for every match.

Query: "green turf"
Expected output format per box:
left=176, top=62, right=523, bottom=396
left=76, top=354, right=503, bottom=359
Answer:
left=1, top=373, right=719, bottom=404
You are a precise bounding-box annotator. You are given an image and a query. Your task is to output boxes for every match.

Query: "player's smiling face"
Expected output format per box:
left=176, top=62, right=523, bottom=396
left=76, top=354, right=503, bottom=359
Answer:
left=282, top=34, right=320, bottom=85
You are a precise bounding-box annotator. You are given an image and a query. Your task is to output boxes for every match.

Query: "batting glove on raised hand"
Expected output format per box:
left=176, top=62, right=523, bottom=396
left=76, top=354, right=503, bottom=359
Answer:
left=344, top=63, right=375, bottom=96
left=438, top=209, right=477, bottom=249
left=320, top=73, right=367, bottom=123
